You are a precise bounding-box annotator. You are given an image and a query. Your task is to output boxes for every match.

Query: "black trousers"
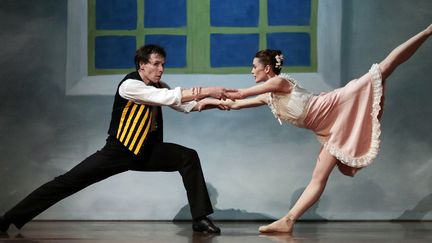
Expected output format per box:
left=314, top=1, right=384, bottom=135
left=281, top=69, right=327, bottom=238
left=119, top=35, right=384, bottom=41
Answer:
left=4, top=136, right=213, bottom=229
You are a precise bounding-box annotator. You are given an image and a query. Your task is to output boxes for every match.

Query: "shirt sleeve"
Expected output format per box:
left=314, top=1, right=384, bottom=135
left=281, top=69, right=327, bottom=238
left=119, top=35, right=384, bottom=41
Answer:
left=119, top=79, right=182, bottom=106
left=170, top=100, right=198, bottom=113
left=119, top=79, right=197, bottom=113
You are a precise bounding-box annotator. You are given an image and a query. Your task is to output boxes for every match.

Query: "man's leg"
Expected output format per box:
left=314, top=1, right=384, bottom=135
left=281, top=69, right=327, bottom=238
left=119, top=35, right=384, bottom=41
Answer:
left=2, top=139, right=134, bottom=230
left=136, top=142, right=219, bottom=233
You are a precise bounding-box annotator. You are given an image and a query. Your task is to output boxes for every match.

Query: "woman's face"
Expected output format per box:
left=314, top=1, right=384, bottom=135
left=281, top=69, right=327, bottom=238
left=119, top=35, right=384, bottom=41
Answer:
left=251, top=57, right=270, bottom=83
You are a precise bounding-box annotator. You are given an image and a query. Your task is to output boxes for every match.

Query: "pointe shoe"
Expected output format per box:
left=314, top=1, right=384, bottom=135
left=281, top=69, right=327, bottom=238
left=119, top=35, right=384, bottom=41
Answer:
left=0, top=216, right=10, bottom=233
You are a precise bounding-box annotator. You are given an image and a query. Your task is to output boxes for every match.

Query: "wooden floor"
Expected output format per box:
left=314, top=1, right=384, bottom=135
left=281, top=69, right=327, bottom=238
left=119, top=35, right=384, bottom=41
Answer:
left=1, top=221, right=431, bottom=243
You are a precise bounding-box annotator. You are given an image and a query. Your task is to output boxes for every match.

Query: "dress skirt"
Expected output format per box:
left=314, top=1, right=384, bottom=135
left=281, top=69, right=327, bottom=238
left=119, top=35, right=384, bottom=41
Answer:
left=303, top=64, right=383, bottom=168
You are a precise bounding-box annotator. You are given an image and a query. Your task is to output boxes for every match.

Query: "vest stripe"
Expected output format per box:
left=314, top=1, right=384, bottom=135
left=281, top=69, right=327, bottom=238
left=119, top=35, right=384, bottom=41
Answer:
left=128, top=107, right=151, bottom=152
left=119, top=104, right=138, bottom=142
left=134, top=112, right=153, bottom=155
left=123, top=105, right=146, bottom=146
left=117, top=101, right=132, bottom=138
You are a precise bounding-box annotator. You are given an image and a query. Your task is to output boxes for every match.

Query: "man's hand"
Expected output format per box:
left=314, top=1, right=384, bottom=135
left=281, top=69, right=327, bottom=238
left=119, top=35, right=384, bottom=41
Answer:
left=224, top=89, right=244, bottom=100
left=205, top=87, right=237, bottom=100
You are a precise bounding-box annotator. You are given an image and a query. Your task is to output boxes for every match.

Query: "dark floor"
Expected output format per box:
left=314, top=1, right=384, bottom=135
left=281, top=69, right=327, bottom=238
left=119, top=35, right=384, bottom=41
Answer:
left=1, top=221, right=431, bottom=243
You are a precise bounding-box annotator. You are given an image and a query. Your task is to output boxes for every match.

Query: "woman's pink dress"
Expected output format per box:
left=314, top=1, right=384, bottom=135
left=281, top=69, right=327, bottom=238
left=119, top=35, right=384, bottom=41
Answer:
left=268, top=64, right=383, bottom=168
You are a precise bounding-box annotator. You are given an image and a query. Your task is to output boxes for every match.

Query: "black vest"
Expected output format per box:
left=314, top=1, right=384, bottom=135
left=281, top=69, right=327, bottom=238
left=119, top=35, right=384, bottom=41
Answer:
left=108, top=71, right=163, bottom=155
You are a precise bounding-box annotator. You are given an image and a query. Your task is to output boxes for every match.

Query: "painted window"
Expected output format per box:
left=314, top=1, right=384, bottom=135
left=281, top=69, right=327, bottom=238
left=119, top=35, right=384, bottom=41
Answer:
left=88, top=0, right=317, bottom=75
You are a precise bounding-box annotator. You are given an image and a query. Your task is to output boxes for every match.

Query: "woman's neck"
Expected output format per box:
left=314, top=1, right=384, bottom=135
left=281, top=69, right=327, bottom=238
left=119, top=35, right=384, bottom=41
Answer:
left=267, top=73, right=277, bottom=80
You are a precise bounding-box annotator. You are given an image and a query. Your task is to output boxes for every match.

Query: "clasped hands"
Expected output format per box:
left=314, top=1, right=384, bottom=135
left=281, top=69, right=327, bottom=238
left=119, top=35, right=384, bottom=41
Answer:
left=206, top=86, right=242, bottom=100
left=195, top=86, right=242, bottom=111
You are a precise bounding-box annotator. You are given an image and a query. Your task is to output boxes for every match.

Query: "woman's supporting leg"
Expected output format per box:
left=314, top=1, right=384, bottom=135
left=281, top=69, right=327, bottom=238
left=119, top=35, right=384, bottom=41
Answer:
left=259, top=148, right=338, bottom=233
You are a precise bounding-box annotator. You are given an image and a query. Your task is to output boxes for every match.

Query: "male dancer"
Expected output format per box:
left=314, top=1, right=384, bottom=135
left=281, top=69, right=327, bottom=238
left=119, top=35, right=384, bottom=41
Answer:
left=1, top=44, right=227, bottom=234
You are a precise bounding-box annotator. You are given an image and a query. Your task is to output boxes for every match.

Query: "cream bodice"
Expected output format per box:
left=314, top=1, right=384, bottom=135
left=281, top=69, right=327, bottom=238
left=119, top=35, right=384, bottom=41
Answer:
left=267, top=74, right=313, bottom=127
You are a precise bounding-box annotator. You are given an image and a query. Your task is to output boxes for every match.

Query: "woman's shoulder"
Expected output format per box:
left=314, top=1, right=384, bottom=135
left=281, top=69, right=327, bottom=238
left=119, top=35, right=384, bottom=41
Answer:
left=266, top=74, right=296, bottom=94
left=278, top=73, right=298, bottom=85
left=266, top=74, right=294, bottom=87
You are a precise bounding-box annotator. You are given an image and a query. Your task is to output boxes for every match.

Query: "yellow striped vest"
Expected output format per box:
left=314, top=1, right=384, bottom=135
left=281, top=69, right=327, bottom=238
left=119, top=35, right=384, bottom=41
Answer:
left=108, top=71, right=163, bottom=155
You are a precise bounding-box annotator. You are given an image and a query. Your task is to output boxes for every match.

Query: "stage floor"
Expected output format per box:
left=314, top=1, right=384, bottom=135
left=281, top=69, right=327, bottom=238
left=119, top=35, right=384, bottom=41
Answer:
left=1, top=221, right=431, bottom=242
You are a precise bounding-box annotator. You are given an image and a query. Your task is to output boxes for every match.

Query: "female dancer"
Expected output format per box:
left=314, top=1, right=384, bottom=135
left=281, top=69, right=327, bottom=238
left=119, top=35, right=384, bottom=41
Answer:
left=199, top=24, right=432, bottom=233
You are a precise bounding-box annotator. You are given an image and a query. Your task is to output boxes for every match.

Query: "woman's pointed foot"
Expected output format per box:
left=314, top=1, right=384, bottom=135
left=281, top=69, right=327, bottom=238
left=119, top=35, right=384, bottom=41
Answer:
left=258, top=216, right=295, bottom=233
left=425, top=24, right=432, bottom=36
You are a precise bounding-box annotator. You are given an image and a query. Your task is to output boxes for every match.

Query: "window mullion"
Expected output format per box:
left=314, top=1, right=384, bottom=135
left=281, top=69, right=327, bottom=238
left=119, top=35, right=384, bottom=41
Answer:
left=190, top=0, right=211, bottom=73
left=259, top=0, right=268, bottom=50
left=137, top=0, right=144, bottom=49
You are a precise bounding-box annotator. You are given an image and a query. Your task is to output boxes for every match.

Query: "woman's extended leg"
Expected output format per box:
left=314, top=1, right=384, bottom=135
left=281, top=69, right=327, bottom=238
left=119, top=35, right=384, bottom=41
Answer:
left=379, top=24, right=431, bottom=81
left=259, top=148, right=338, bottom=233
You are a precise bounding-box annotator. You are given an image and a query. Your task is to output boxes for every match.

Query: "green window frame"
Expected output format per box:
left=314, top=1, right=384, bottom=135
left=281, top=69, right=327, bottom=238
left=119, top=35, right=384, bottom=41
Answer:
left=88, top=0, right=317, bottom=75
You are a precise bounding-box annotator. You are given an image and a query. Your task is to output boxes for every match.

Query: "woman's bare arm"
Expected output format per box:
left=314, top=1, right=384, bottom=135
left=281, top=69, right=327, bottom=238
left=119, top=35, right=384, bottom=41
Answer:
left=228, top=77, right=292, bottom=100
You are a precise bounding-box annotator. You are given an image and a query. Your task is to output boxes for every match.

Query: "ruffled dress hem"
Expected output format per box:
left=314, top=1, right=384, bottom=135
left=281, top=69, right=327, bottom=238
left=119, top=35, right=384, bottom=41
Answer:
left=319, top=63, right=383, bottom=168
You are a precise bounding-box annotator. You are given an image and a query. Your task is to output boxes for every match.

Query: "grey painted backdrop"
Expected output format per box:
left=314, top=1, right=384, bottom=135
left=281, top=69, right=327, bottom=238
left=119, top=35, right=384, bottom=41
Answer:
left=0, top=0, right=431, bottom=221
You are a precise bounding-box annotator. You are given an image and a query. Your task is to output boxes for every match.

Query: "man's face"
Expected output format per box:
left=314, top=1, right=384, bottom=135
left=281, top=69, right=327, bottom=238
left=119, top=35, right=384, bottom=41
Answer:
left=139, top=53, right=165, bottom=84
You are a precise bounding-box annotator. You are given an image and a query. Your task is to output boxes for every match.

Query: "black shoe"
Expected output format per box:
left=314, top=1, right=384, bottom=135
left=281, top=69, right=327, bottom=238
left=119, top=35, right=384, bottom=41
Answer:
left=192, top=217, right=221, bottom=234
left=0, top=216, right=10, bottom=233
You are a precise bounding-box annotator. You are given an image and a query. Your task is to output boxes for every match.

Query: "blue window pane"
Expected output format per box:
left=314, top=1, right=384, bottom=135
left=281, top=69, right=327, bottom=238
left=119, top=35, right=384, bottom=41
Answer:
left=145, top=35, right=187, bottom=68
left=211, top=0, right=259, bottom=27
left=267, top=33, right=310, bottom=66
left=95, top=36, right=136, bottom=69
left=211, top=34, right=259, bottom=67
left=268, top=0, right=311, bottom=26
left=96, top=0, right=137, bottom=30
left=144, top=0, right=186, bottom=27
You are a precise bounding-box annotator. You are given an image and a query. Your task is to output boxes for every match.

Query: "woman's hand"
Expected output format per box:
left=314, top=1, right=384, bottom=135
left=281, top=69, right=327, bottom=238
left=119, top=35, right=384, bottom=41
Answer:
left=195, top=98, right=237, bottom=111
left=218, top=99, right=235, bottom=110
left=195, top=98, right=222, bottom=111
left=205, top=87, right=238, bottom=100
left=225, top=89, right=244, bottom=100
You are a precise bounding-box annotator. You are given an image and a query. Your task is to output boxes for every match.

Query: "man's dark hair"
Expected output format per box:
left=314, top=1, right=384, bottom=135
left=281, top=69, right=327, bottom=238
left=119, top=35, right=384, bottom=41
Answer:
left=134, top=44, right=166, bottom=70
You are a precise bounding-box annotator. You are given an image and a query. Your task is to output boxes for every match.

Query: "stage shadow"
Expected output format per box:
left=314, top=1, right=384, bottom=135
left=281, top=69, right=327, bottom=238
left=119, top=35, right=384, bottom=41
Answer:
left=173, top=183, right=273, bottom=221
left=393, top=173, right=432, bottom=221
left=394, top=193, right=432, bottom=220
